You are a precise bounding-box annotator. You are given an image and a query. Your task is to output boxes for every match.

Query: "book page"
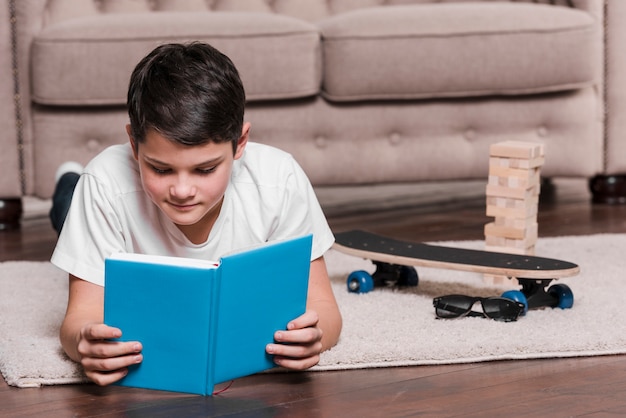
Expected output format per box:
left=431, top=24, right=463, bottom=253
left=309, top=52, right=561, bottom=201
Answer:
left=107, top=252, right=219, bottom=269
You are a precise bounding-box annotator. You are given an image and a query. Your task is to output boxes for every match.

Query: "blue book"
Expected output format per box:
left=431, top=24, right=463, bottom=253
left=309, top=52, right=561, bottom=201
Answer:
left=103, top=234, right=312, bottom=395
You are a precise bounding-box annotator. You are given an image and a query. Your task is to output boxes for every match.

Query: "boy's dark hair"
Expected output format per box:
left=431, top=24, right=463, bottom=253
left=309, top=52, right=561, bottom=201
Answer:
left=127, top=42, right=245, bottom=153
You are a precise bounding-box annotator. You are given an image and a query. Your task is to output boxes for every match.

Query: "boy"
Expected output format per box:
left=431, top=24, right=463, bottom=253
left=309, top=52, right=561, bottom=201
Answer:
left=51, top=42, right=342, bottom=386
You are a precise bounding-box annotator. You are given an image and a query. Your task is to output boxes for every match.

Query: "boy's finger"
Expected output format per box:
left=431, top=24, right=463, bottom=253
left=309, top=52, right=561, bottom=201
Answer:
left=287, top=310, right=319, bottom=330
left=83, top=323, right=122, bottom=340
left=272, top=354, right=320, bottom=370
left=82, top=352, right=143, bottom=374
left=85, top=367, right=130, bottom=387
left=268, top=342, right=319, bottom=359
left=275, top=327, right=322, bottom=344
left=78, top=339, right=142, bottom=360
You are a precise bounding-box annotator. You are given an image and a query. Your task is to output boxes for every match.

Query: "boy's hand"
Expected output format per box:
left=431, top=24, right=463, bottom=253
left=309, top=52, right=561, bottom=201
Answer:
left=266, top=310, right=323, bottom=370
left=77, top=323, right=143, bottom=386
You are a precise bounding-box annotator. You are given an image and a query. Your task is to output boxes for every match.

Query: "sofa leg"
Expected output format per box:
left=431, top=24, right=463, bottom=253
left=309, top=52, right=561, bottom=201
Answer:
left=589, top=175, right=626, bottom=204
left=0, top=198, right=22, bottom=230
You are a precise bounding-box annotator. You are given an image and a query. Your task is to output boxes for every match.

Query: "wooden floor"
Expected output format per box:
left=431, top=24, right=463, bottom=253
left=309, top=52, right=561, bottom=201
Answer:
left=2, top=178, right=626, bottom=417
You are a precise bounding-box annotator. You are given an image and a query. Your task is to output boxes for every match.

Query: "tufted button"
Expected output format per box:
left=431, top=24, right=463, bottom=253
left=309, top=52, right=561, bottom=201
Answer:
left=537, top=126, right=548, bottom=137
left=464, top=129, right=476, bottom=141
left=389, top=132, right=401, bottom=145
left=86, top=138, right=101, bottom=152
left=314, top=136, right=327, bottom=148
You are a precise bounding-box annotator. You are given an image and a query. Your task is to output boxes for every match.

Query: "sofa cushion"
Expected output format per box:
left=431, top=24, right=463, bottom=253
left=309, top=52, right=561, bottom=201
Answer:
left=31, top=12, right=321, bottom=105
left=319, top=3, right=600, bottom=101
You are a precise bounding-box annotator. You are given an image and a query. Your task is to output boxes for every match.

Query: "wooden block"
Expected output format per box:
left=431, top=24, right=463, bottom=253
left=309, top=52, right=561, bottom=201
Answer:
left=492, top=216, right=538, bottom=240
left=487, top=195, right=539, bottom=209
left=484, top=234, right=508, bottom=247
left=486, top=203, right=538, bottom=219
left=483, top=274, right=510, bottom=286
left=488, top=174, right=540, bottom=190
left=488, top=165, right=541, bottom=181
left=489, top=140, right=545, bottom=160
left=484, top=221, right=538, bottom=240
left=489, top=156, right=545, bottom=170
left=494, top=215, right=537, bottom=229
left=486, top=184, right=540, bottom=200
left=509, top=156, right=545, bottom=169
left=485, top=234, right=537, bottom=251
left=488, top=168, right=540, bottom=189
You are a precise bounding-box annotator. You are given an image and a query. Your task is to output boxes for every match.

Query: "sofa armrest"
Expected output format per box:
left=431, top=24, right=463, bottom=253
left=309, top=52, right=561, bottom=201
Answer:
left=0, top=1, right=30, bottom=228
left=0, top=0, right=24, bottom=199
left=604, top=0, right=626, bottom=174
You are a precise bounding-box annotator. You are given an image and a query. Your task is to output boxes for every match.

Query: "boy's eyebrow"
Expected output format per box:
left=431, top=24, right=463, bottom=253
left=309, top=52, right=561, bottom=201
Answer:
left=143, top=155, right=224, bottom=167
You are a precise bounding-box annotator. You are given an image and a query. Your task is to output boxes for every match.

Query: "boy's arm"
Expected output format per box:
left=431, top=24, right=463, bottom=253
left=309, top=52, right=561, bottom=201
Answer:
left=60, top=274, right=143, bottom=386
left=267, top=255, right=342, bottom=370
left=60, top=275, right=104, bottom=362
left=306, top=256, right=342, bottom=351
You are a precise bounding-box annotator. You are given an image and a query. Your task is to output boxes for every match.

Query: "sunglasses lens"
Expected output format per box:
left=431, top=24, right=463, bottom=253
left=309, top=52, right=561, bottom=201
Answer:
left=434, top=295, right=525, bottom=322
left=433, top=295, right=474, bottom=319
left=482, top=298, right=523, bottom=322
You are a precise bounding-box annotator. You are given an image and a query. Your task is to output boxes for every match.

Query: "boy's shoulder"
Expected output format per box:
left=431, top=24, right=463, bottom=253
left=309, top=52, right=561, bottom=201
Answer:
left=235, top=142, right=301, bottom=180
left=85, top=143, right=133, bottom=169
left=82, top=143, right=140, bottom=192
left=231, top=142, right=305, bottom=186
left=244, top=142, right=291, bottom=159
left=238, top=142, right=293, bottom=168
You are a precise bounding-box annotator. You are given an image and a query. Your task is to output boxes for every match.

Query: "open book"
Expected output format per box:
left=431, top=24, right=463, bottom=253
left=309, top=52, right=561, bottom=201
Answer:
left=103, top=234, right=313, bottom=395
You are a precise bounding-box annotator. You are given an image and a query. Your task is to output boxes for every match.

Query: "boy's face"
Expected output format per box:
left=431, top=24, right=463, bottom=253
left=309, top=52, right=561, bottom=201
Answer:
left=127, top=124, right=248, bottom=243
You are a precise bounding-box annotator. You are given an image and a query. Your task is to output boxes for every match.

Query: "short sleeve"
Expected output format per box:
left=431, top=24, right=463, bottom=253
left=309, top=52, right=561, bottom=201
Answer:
left=50, top=173, right=126, bottom=286
left=271, top=156, right=335, bottom=260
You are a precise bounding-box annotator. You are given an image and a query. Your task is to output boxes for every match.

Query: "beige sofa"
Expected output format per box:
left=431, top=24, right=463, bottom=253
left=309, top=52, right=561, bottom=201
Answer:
left=2, top=0, right=625, bottom=229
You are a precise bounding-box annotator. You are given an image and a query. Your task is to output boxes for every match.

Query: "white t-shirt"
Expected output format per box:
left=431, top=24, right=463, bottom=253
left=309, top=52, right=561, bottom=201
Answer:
left=51, top=142, right=334, bottom=286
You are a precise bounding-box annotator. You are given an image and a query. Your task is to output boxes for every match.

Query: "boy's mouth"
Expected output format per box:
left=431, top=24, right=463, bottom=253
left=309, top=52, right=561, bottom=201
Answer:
left=168, top=201, right=198, bottom=211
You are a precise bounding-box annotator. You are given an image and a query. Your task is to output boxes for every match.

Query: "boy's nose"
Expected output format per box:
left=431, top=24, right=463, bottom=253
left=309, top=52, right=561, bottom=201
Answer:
left=170, top=177, right=196, bottom=199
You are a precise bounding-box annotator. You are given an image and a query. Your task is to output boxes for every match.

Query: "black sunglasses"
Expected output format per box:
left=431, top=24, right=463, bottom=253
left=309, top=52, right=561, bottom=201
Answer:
left=433, top=294, right=525, bottom=322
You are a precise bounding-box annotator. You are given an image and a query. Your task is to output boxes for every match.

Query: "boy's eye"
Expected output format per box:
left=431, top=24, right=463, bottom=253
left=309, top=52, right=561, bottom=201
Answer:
left=197, top=166, right=217, bottom=175
left=146, top=163, right=217, bottom=175
left=150, top=165, right=170, bottom=174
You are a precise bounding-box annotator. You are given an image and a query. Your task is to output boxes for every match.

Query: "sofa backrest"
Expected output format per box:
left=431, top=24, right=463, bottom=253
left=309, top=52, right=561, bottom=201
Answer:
left=42, top=0, right=583, bottom=26
left=5, top=0, right=602, bottom=197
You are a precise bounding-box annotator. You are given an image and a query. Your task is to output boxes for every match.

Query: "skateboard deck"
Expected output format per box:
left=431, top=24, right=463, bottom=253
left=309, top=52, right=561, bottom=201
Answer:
left=333, top=230, right=580, bottom=310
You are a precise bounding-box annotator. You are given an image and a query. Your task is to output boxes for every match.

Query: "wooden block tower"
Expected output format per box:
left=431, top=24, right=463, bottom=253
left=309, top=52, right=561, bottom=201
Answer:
left=484, top=140, right=545, bottom=285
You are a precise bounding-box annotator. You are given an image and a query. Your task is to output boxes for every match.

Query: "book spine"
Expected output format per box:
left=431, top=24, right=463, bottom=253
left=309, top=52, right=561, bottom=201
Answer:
left=205, top=265, right=222, bottom=395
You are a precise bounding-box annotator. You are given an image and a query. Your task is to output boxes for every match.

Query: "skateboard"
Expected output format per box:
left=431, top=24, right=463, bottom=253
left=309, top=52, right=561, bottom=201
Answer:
left=333, top=230, right=580, bottom=311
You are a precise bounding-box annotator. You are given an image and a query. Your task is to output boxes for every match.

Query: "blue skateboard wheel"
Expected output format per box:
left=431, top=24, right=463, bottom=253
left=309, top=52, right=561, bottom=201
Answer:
left=548, top=283, right=574, bottom=309
left=347, top=270, right=374, bottom=293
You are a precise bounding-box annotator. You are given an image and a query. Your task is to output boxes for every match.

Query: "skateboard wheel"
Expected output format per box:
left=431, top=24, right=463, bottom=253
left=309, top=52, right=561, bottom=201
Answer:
left=501, top=290, right=528, bottom=315
left=347, top=270, right=374, bottom=293
left=548, top=284, right=574, bottom=309
left=397, top=266, right=419, bottom=287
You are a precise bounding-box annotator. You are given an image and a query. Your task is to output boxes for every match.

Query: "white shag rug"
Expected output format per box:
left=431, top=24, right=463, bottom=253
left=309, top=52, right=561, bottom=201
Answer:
left=1, top=234, right=625, bottom=388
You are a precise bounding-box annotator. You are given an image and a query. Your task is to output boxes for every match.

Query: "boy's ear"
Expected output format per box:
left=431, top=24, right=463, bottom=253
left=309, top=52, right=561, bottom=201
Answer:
left=234, top=122, right=250, bottom=160
left=126, top=124, right=138, bottom=159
